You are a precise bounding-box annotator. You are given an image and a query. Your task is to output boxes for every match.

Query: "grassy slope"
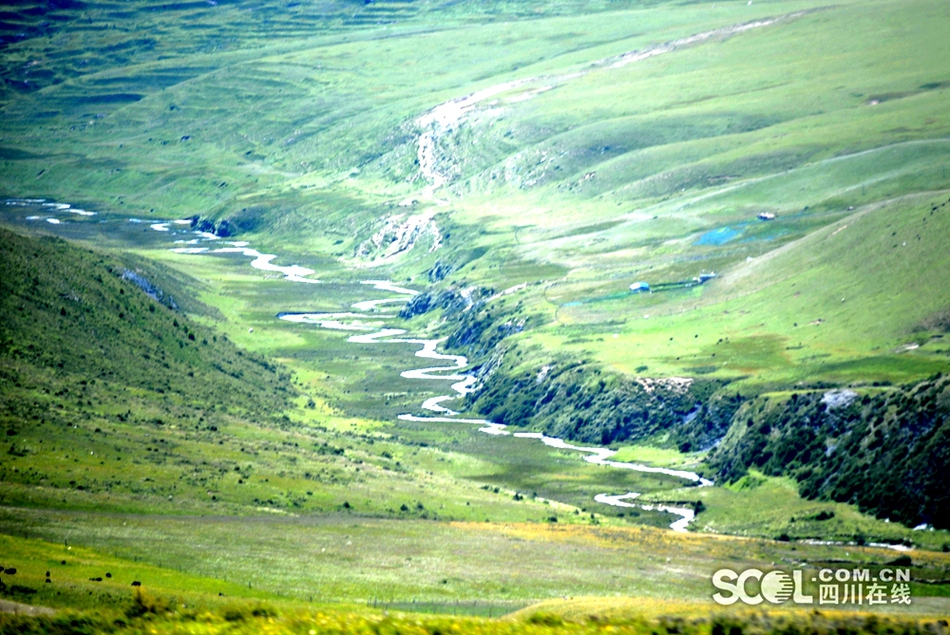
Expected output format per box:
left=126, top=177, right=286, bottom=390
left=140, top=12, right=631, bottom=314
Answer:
left=0, top=226, right=292, bottom=417
left=522, top=192, right=950, bottom=385
left=0, top=225, right=565, bottom=523
left=434, top=0, right=950, bottom=387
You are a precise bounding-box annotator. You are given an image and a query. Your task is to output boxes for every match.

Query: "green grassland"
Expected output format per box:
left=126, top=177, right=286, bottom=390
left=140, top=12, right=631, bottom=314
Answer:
left=665, top=469, right=948, bottom=547
left=2, top=0, right=950, bottom=628
left=1, top=508, right=949, bottom=610
left=520, top=192, right=950, bottom=385
left=1, top=515, right=949, bottom=634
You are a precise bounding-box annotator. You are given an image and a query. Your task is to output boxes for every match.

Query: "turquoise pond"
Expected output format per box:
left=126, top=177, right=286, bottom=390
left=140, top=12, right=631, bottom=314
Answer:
left=694, top=226, right=741, bottom=246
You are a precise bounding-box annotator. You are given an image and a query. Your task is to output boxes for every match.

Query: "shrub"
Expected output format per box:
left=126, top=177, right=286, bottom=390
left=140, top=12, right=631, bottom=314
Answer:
left=125, top=588, right=171, bottom=618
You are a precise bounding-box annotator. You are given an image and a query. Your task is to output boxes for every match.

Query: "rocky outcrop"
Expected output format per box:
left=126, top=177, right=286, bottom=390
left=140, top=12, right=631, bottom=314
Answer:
left=427, top=259, right=453, bottom=283
left=120, top=269, right=178, bottom=310
left=190, top=207, right=264, bottom=238
left=397, top=284, right=493, bottom=320
left=355, top=212, right=443, bottom=264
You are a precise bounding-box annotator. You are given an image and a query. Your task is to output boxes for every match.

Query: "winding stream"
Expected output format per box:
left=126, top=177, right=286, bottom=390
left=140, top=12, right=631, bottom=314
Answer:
left=277, top=278, right=712, bottom=532
left=6, top=199, right=711, bottom=531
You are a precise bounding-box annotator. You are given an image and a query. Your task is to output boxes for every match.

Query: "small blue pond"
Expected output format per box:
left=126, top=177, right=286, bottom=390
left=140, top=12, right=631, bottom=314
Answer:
left=695, top=226, right=741, bottom=246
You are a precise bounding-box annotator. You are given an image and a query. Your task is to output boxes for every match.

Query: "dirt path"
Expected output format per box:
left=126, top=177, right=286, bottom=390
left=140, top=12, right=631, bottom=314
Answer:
left=0, top=599, right=55, bottom=616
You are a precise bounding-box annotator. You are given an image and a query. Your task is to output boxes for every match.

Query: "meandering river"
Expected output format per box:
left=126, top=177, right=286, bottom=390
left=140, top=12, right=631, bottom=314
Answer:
left=6, top=199, right=711, bottom=531
left=281, top=294, right=711, bottom=531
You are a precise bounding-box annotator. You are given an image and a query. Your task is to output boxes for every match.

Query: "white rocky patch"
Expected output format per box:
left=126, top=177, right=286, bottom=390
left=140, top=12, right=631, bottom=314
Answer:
left=356, top=211, right=443, bottom=266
